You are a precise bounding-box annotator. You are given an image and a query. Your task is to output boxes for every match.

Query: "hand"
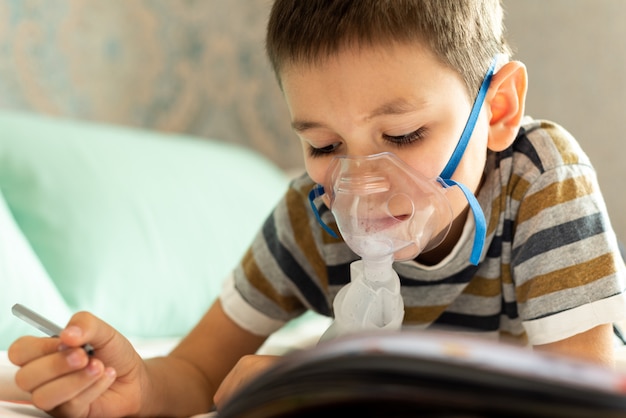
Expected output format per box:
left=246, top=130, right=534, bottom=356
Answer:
left=8, top=311, right=145, bottom=417
left=213, top=354, right=280, bottom=410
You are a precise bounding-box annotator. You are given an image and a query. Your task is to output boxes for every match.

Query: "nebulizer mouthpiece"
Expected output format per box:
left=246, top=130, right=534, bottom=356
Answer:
left=319, top=152, right=453, bottom=340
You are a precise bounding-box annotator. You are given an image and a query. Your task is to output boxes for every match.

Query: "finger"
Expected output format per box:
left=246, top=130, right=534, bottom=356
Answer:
left=214, top=355, right=276, bottom=409
left=8, top=336, right=61, bottom=366
left=51, top=366, right=117, bottom=418
left=30, top=358, right=111, bottom=412
left=58, top=311, right=117, bottom=353
left=14, top=347, right=91, bottom=393
left=70, top=366, right=116, bottom=406
left=214, top=362, right=242, bottom=407
left=59, top=311, right=139, bottom=377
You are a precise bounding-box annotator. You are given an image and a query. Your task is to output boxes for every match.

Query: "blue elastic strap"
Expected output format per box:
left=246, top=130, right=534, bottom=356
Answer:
left=440, top=58, right=497, bottom=179
left=438, top=57, right=498, bottom=265
left=308, top=184, right=338, bottom=238
left=443, top=179, right=486, bottom=265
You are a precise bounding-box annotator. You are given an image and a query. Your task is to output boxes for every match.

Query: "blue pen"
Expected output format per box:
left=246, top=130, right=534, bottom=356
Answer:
left=12, top=303, right=95, bottom=356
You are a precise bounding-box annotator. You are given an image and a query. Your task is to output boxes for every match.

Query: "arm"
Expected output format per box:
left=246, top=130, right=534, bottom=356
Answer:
left=139, top=299, right=270, bottom=416
left=534, top=323, right=615, bottom=367
left=507, top=128, right=624, bottom=369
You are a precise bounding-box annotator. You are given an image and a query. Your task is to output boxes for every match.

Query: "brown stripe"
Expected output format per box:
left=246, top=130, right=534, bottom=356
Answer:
left=508, top=173, right=531, bottom=203
left=541, top=121, right=580, bottom=165
left=403, top=305, right=448, bottom=324
left=242, top=247, right=302, bottom=312
left=286, top=187, right=330, bottom=287
left=517, top=176, right=593, bottom=225
left=516, top=252, right=617, bottom=303
left=463, top=276, right=501, bottom=297
left=501, top=263, right=513, bottom=285
left=486, top=188, right=502, bottom=236
left=498, top=330, right=528, bottom=346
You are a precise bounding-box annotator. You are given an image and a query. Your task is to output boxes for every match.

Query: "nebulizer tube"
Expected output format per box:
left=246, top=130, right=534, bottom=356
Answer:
left=321, top=254, right=403, bottom=340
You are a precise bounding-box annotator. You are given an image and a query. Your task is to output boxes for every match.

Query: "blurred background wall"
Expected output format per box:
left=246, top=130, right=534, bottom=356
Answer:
left=503, top=0, right=626, bottom=242
left=0, top=0, right=624, bottom=241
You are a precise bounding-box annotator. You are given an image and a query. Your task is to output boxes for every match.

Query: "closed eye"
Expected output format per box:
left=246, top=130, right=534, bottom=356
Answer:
left=383, top=127, right=428, bottom=146
left=308, top=142, right=340, bottom=158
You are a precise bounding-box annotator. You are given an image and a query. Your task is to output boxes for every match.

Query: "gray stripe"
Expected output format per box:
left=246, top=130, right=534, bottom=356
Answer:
left=512, top=212, right=605, bottom=265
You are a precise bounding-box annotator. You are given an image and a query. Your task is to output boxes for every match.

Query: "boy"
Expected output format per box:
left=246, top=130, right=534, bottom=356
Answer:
left=8, top=1, right=626, bottom=416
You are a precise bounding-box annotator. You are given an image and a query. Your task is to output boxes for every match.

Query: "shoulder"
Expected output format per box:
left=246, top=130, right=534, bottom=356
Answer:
left=287, top=171, right=317, bottom=199
left=511, top=117, right=592, bottom=174
left=487, top=117, right=597, bottom=200
left=274, top=172, right=340, bottom=247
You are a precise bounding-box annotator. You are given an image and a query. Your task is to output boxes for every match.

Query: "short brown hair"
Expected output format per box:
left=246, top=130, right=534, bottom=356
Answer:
left=266, top=0, right=512, bottom=96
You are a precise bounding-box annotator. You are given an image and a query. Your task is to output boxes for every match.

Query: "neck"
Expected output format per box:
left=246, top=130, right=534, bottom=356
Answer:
left=416, top=207, right=469, bottom=266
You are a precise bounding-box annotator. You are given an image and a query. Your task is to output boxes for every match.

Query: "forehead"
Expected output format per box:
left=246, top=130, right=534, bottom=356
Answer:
left=279, top=42, right=469, bottom=115
left=279, top=40, right=438, bottom=81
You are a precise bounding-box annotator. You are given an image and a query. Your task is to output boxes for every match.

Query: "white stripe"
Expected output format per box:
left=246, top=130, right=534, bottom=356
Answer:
left=523, top=293, right=626, bottom=345
left=219, top=273, right=286, bottom=336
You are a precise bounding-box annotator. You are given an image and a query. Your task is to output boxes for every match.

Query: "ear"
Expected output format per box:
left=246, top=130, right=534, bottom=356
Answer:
left=485, top=61, right=528, bottom=152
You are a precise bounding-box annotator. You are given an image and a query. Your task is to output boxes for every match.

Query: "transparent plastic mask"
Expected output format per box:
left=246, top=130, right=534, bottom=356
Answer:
left=324, top=152, right=453, bottom=262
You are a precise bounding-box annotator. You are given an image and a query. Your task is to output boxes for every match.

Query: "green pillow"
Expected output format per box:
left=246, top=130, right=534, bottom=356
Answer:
left=0, top=110, right=290, bottom=339
left=0, top=188, right=72, bottom=350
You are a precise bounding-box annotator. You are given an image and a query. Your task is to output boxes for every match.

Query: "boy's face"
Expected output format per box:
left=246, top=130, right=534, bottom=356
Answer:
left=281, top=42, right=491, bottom=221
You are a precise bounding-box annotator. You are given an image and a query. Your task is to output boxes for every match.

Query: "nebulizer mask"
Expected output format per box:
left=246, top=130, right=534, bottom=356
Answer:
left=311, top=57, right=498, bottom=341
left=316, top=153, right=454, bottom=340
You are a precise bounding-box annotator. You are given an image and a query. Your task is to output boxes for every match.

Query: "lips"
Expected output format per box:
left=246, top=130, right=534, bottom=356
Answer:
left=358, top=213, right=409, bottom=233
left=391, top=214, right=410, bottom=222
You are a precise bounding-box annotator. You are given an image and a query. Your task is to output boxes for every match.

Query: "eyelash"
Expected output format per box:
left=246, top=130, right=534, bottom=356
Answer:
left=383, top=127, right=428, bottom=146
left=307, top=127, right=428, bottom=158
left=308, top=143, right=338, bottom=158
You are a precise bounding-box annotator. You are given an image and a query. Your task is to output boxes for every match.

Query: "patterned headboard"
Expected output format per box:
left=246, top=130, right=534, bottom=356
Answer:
left=0, top=0, right=301, bottom=171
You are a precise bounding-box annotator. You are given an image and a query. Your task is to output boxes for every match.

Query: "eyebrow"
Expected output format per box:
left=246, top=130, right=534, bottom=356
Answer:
left=369, top=98, right=418, bottom=118
left=291, top=98, right=421, bottom=133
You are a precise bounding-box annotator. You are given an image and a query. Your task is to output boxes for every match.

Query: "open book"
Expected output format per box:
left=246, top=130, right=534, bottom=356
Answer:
left=217, top=330, right=626, bottom=417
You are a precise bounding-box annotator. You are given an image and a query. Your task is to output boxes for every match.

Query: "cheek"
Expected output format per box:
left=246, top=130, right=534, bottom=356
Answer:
left=303, top=154, right=331, bottom=186
left=402, top=156, right=446, bottom=180
left=455, top=118, right=489, bottom=182
left=394, top=148, right=450, bottom=180
left=305, top=157, right=333, bottom=208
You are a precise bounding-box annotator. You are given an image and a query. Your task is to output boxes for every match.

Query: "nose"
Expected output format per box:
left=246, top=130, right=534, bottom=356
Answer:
left=343, top=140, right=384, bottom=158
left=335, top=169, right=391, bottom=195
left=331, top=153, right=395, bottom=199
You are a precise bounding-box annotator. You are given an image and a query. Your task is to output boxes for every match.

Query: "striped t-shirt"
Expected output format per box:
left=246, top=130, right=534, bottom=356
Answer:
left=221, top=118, right=626, bottom=345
